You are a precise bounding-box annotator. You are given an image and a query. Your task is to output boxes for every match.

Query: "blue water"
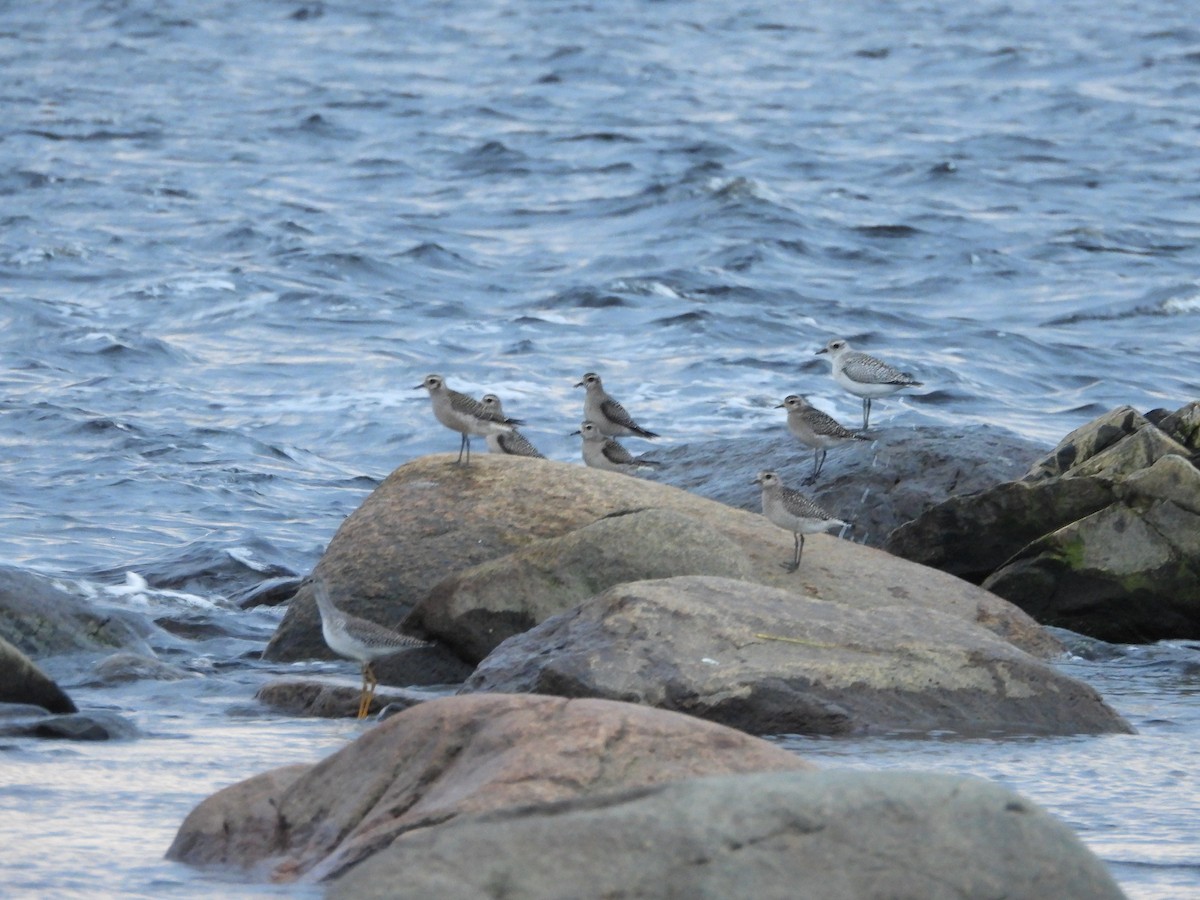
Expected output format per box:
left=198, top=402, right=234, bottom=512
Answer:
left=2, top=0, right=1198, bottom=895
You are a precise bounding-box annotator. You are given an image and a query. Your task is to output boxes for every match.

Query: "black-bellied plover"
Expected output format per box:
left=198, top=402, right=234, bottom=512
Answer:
left=753, top=470, right=849, bottom=572
left=311, top=579, right=431, bottom=719
left=480, top=394, right=545, bottom=458
left=816, top=338, right=921, bottom=430
left=777, top=394, right=868, bottom=482
left=416, top=374, right=524, bottom=465
left=575, top=372, right=659, bottom=438
left=572, top=420, right=662, bottom=474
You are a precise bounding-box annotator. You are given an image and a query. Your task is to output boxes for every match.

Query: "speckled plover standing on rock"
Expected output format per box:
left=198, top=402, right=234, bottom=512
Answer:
left=572, top=420, right=662, bottom=474
left=816, top=338, right=921, bottom=430
left=575, top=372, right=659, bottom=439
left=416, top=374, right=523, bottom=465
left=753, top=470, right=849, bottom=572
left=777, top=394, right=869, bottom=482
left=480, top=394, right=545, bottom=458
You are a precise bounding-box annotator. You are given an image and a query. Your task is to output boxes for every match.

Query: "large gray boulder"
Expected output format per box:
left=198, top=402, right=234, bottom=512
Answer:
left=463, top=576, right=1130, bottom=737
left=409, top=508, right=756, bottom=663
left=653, top=423, right=1046, bottom=547
left=888, top=404, right=1200, bottom=642
left=167, top=693, right=812, bottom=880
left=330, top=769, right=1126, bottom=900
left=0, top=635, right=76, bottom=714
left=265, top=455, right=1059, bottom=677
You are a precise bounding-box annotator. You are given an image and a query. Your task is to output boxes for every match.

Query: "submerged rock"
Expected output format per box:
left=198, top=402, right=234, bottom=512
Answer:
left=167, top=694, right=812, bottom=880
left=0, top=709, right=139, bottom=741
left=462, top=576, right=1130, bottom=738
left=889, top=403, right=1200, bottom=642
left=90, top=651, right=190, bottom=685
left=330, top=769, right=1126, bottom=900
left=255, top=677, right=437, bottom=719
left=0, top=566, right=149, bottom=657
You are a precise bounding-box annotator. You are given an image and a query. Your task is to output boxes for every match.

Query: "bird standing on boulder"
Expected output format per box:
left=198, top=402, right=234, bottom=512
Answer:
left=573, top=420, right=662, bottom=474
left=416, top=374, right=523, bottom=465
left=576, top=372, right=659, bottom=439
left=753, top=470, right=849, bottom=572
left=816, top=339, right=921, bottom=430
left=777, top=394, right=869, bottom=482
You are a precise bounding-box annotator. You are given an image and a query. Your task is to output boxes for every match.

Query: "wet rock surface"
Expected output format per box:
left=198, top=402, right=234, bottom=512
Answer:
left=889, top=404, right=1200, bottom=642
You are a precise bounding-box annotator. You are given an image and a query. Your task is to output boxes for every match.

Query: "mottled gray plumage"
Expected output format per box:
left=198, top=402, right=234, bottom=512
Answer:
left=416, top=373, right=524, bottom=464
left=481, top=394, right=545, bottom=458
left=753, top=470, right=849, bottom=572
left=816, top=338, right=921, bottom=430
left=573, top=420, right=662, bottom=474
left=575, top=372, right=659, bottom=439
left=312, top=579, right=431, bottom=718
left=777, top=394, right=869, bottom=481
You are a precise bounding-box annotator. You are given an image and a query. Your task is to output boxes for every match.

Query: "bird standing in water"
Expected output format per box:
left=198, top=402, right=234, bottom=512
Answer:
left=310, top=579, right=431, bottom=719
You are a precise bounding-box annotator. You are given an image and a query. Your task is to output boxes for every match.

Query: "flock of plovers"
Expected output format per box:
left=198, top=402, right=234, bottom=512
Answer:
left=313, top=337, right=923, bottom=713
left=416, top=337, right=921, bottom=573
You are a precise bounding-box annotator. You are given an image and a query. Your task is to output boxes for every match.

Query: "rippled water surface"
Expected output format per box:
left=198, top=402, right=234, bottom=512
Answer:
left=2, top=0, right=1199, bottom=895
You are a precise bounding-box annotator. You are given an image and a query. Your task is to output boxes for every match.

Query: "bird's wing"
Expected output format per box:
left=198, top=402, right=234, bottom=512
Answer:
left=601, top=439, right=638, bottom=465
left=842, top=352, right=917, bottom=386
left=600, top=397, right=639, bottom=428
left=806, top=408, right=858, bottom=439
left=780, top=485, right=832, bottom=519
left=452, top=390, right=523, bottom=425
left=497, top=430, right=545, bottom=458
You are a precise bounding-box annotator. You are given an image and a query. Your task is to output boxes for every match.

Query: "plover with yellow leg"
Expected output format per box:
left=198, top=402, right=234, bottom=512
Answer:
left=777, top=394, right=869, bottom=482
left=572, top=420, right=662, bottom=474
left=310, top=579, right=431, bottom=719
left=816, top=338, right=921, bottom=430
left=753, top=470, right=849, bottom=572
left=416, top=374, right=524, bottom=465
left=575, top=372, right=659, bottom=439
left=480, top=394, right=545, bottom=458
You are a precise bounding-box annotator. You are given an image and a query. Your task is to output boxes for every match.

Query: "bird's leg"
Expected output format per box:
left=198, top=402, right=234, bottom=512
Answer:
left=456, top=433, right=469, bottom=465
left=806, top=448, right=826, bottom=484
left=359, top=662, right=379, bottom=719
left=797, top=533, right=805, bottom=568
left=862, top=398, right=871, bottom=431
left=781, top=532, right=801, bottom=573
left=356, top=663, right=369, bottom=718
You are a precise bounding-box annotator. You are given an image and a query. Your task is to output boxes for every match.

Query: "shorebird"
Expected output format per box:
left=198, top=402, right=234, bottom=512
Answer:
left=575, top=372, right=659, bottom=439
left=416, top=374, right=523, bottom=465
left=816, top=338, right=921, bottom=430
left=572, top=420, right=662, bottom=474
left=480, top=394, right=545, bottom=458
left=310, top=579, right=431, bottom=719
left=777, top=394, right=869, bottom=482
left=753, top=471, right=849, bottom=572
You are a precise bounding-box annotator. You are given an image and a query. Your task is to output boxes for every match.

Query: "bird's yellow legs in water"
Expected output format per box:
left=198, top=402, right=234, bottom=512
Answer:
left=356, top=662, right=379, bottom=719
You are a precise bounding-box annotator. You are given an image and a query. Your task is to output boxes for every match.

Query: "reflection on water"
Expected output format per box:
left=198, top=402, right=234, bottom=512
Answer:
left=0, top=671, right=349, bottom=899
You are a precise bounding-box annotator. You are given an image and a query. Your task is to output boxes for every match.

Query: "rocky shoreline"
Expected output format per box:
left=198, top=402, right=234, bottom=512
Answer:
left=5, top=403, right=1197, bottom=895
